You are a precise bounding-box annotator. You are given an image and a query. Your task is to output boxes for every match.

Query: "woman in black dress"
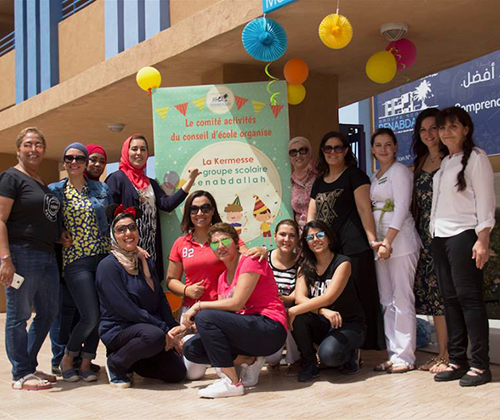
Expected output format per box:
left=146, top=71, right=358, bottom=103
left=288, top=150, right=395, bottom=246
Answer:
left=308, top=131, right=385, bottom=350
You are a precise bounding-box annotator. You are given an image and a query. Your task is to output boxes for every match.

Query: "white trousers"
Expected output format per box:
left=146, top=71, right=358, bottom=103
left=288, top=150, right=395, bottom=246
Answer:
left=265, top=331, right=301, bottom=365
left=181, top=307, right=207, bottom=380
left=375, top=252, right=419, bottom=365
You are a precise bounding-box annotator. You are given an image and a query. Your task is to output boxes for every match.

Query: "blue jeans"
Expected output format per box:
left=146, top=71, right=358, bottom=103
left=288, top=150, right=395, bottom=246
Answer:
left=49, top=283, right=78, bottom=367
left=5, top=244, right=60, bottom=380
left=63, top=255, right=104, bottom=359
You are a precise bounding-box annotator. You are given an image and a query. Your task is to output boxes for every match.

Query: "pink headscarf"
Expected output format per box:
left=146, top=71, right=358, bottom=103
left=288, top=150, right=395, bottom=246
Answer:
left=119, top=135, right=150, bottom=190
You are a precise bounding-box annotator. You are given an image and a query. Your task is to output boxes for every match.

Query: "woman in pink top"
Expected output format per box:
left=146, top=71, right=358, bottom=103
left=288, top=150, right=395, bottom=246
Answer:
left=177, top=223, right=287, bottom=398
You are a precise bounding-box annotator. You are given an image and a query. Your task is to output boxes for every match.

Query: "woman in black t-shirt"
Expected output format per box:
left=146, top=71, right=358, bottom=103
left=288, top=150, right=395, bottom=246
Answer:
left=308, top=131, right=385, bottom=351
left=288, top=221, right=366, bottom=382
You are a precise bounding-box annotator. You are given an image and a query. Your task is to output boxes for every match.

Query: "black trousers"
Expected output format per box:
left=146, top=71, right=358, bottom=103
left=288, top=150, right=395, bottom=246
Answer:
left=183, top=310, right=286, bottom=368
left=107, top=323, right=186, bottom=383
left=432, top=230, right=490, bottom=369
left=292, top=312, right=366, bottom=366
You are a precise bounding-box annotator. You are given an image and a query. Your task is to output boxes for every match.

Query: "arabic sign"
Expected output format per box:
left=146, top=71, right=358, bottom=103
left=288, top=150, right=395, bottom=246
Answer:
left=151, top=81, right=294, bottom=267
left=262, top=0, right=297, bottom=13
left=374, top=49, right=500, bottom=165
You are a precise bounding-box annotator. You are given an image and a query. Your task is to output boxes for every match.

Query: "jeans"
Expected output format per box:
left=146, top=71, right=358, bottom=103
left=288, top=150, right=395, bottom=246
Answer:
left=432, top=230, right=490, bottom=369
left=5, top=244, right=60, bottom=380
left=63, top=255, right=104, bottom=359
left=184, top=310, right=287, bottom=368
left=107, top=323, right=186, bottom=383
left=292, top=312, right=366, bottom=366
left=49, top=283, right=78, bottom=367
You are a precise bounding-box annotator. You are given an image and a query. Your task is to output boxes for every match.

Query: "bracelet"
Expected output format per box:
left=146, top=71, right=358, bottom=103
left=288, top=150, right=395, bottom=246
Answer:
left=183, top=285, right=188, bottom=297
left=370, top=240, right=376, bottom=247
left=1, top=254, right=11, bottom=261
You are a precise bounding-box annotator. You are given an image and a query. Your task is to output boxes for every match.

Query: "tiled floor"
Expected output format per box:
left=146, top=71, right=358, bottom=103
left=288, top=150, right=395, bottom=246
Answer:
left=0, top=313, right=499, bottom=419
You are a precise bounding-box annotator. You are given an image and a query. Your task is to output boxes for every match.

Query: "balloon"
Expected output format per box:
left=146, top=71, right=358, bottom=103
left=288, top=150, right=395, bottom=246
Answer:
left=366, top=51, right=397, bottom=84
left=386, top=38, right=417, bottom=71
left=136, top=66, right=161, bottom=92
left=319, top=13, right=353, bottom=49
left=165, top=291, right=182, bottom=313
left=287, top=84, right=306, bottom=105
left=283, top=58, right=309, bottom=85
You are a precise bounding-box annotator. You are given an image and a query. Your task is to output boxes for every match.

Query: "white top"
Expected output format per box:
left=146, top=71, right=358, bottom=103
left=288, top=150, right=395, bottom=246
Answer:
left=371, top=162, right=421, bottom=258
left=430, top=147, right=495, bottom=238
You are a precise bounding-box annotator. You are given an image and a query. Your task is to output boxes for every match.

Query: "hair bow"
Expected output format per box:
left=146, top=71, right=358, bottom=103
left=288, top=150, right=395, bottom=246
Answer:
left=114, top=204, right=137, bottom=218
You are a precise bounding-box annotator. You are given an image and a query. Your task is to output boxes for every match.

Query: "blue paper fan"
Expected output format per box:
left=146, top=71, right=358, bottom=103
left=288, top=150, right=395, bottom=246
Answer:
left=242, top=17, right=288, bottom=62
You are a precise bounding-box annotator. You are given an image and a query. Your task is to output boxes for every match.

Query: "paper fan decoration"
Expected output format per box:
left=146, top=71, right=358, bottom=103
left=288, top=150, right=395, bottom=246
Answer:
left=242, top=17, right=288, bottom=62
left=319, top=13, right=353, bottom=49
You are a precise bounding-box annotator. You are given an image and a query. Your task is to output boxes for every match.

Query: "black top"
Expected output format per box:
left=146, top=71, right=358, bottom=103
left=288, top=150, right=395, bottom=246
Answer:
left=0, top=168, right=60, bottom=253
left=105, top=169, right=188, bottom=279
left=96, top=254, right=178, bottom=346
left=309, top=254, right=365, bottom=325
left=310, top=166, right=370, bottom=255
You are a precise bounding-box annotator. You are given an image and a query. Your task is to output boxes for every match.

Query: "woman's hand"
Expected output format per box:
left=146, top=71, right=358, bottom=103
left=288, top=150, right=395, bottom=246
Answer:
left=0, top=258, right=15, bottom=287
left=187, top=168, right=200, bottom=182
left=182, top=305, right=199, bottom=328
left=185, top=281, right=205, bottom=300
left=137, top=246, right=150, bottom=259
left=377, top=244, right=392, bottom=260
left=245, top=246, right=268, bottom=262
left=319, top=308, right=342, bottom=329
left=472, top=238, right=490, bottom=269
left=167, top=325, right=187, bottom=354
left=60, top=230, right=72, bottom=248
left=370, top=240, right=383, bottom=251
left=287, top=307, right=297, bottom=331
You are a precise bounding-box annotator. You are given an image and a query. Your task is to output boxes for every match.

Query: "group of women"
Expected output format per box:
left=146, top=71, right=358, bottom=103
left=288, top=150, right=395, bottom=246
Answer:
left=0, top=105, right=494, bottom=394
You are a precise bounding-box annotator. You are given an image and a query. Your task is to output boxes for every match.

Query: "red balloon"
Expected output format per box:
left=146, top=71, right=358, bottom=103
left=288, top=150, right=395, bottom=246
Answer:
left=386, top=38, right=417, bottom=71
left=165, top=291, right=182, bottom=312
left=284, top=58, right=309, bottom=84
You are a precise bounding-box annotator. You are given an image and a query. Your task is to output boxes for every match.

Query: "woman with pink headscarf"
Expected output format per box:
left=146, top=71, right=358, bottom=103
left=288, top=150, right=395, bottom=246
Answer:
left=289, top=137, right=317, bottom=230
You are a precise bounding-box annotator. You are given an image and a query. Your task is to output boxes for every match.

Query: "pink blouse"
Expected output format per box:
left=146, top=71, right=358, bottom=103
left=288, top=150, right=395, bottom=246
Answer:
left=291, top=168, right=318, bottom=230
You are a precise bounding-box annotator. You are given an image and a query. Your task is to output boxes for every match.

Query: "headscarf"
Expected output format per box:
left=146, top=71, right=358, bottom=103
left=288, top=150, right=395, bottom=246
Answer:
left=110, top=212, right=151, bottom=277
left=84, top=144, right=108, bottom=181
left=119, top=135, right=150, bottom=190
left=63, top=142, right=89, bottom=164
left=289, top=136, right=315, bottom=184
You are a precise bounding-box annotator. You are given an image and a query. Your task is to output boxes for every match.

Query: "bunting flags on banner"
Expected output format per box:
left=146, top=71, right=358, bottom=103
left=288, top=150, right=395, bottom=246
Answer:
left=235, top=96, right=249, bottom=110
left=192, top=97, right=206, bottom=111
left=155, top=106, right=169, bottom=120
left=269, top=104, right=284, bottom=118
left=175, top=102, right=189, bottom=116
left=252, top=100, right=266, bottom=114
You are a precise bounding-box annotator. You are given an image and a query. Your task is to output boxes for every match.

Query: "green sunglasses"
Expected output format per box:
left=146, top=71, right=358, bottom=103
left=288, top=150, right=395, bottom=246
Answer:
left=210, top=237, right=232, bottom=251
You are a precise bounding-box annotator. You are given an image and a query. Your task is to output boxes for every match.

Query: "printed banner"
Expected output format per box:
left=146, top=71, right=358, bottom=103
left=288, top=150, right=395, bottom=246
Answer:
left=152, top=81, right=293, bottom=263
left=374, top=49, right=500, bottom=165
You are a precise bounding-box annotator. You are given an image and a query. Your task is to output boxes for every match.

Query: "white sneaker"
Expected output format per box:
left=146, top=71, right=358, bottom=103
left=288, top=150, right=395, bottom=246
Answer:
left=198, top=375, right=244, bottom=398
left=241, top=356, right=266, bottom=387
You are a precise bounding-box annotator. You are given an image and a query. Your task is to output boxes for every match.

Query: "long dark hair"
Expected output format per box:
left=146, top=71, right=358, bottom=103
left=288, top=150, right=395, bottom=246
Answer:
left=298, top=220, right=336, bottom=288
left=317, top=131, right=358, bottom=177
left=436, top=107, right=475, bottom=192
left=180, top=190, right=222, bottom=233
left=411, top=108, right=447, bottom=176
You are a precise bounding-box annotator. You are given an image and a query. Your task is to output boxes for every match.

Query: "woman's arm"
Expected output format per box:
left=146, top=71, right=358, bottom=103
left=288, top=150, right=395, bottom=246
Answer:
left=151, top=179, right=188, bottom=213
left=307, top=198, right=317, bottom=223
left=0, top=196, right=15, bottom=286
left=354, top=184, right=377, bottom=244
left=166, top=259, right=205, bottom=300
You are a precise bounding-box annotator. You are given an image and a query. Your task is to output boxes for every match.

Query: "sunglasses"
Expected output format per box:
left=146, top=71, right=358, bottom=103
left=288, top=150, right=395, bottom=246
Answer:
left=114, top=223, right=138, bottom=235
left=64, top=155, right=86, bottom=164
left=190, top=204, right=213, bottom=215
left=322, top=145, right=346, bottom=154
left=306, top=231, right=326, bottom=242
left=209, top=237, right=232, bottom=251
left=289, top=147, right=309, bottom=157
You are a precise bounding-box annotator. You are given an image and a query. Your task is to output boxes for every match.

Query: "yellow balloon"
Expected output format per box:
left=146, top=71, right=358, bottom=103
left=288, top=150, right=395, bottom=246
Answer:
left=319, top=13, right=353, bottom=49
left=366, top=51, right=397, bottom=84
left=287, top=84, right=306, bottom=105
left=136, top=66, right=162, bottom=92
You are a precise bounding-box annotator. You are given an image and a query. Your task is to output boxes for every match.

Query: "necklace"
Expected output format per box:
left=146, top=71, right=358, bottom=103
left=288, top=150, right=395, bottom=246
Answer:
left=428, top=154, right=441, bottom=164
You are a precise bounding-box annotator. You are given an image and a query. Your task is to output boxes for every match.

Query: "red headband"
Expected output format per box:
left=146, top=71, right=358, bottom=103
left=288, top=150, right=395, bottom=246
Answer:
left=114, top=204, right=136, bottom=218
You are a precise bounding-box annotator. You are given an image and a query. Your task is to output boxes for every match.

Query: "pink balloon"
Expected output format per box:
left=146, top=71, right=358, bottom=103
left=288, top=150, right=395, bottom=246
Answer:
left=386, top=38, right=417, bottom=71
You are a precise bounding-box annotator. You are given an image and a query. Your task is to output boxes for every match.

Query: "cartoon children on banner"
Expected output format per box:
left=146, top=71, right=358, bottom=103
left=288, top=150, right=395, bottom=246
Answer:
left=224, top=195, right=247, bottom=235
left=252, top=195, right=276, bottom=246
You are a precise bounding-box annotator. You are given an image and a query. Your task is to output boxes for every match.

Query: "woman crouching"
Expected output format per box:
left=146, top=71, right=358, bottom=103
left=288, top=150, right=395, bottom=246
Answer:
left=180, top=223, right=287, bottom=398
left=96, top=206, right=186, bottom=388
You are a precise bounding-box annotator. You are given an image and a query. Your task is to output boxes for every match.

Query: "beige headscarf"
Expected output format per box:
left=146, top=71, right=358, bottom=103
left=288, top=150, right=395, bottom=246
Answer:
left=289, top=136, right=315, bottom=183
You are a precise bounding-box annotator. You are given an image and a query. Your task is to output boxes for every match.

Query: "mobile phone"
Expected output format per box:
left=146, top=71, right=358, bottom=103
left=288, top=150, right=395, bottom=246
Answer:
left=11, top=273, right=25, bottom=289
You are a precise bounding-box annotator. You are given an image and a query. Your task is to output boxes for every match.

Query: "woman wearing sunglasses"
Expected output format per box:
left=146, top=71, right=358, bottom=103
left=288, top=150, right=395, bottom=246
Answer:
left=96, top=207, right=186, bottom=388
left=106, top=134, right=200, bottom=280
left=288, top=221, right=366, bottom=382
left=179, top=223, right=287, bottom=398
left=49, top=142, right=113, bottom=382
left=289, top=137, right=317, bottom=230
left=370, top=128, right=421, bottom=374
left=167, top=190, right=266, bottom=380
left=308, top=131, right=385, bottom=351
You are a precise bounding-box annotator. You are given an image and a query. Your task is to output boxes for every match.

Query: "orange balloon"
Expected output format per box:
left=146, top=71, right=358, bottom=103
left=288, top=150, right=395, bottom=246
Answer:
left=284, top=58, right=309, bottom=85
left=165, top=291, right=182, bottom=312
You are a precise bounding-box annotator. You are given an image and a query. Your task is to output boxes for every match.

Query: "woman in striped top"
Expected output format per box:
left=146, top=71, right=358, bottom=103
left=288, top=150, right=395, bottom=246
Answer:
left=266, top=219, right=301, bottom=372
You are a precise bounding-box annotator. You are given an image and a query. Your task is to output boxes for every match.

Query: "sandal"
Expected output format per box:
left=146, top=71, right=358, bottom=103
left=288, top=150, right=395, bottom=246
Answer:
left=418, top=356, right=437, bottom=371
left=12, top=373, right=53, bottom=391
left=388, top=363, right=415, bottom=374
left=35, top=370, right=57, bottom=383
left=429, top=357, right=449, bottom=374
left=373, top=361, right=393, bottom=372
